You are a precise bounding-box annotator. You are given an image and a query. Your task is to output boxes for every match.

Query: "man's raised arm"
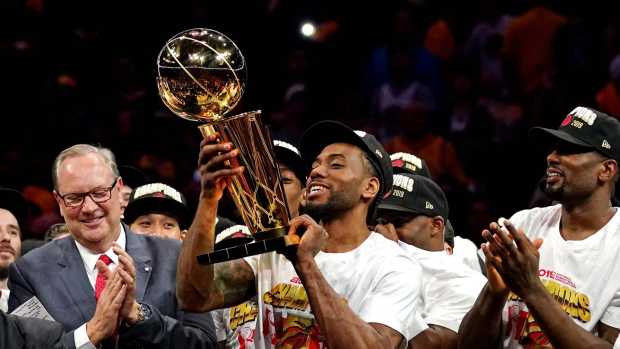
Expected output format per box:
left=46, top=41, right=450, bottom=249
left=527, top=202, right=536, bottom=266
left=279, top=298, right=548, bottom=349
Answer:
left=177, top=136, right=256, bottom=312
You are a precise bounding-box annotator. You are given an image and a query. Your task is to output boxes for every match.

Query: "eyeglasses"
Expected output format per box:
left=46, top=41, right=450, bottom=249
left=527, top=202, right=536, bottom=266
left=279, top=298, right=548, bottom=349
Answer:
left=57, top=177, right=119, bottom=207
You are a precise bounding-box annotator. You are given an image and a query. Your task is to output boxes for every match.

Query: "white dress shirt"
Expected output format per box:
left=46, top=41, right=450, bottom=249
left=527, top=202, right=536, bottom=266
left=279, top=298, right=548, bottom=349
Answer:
left=0, top=287, right=9, bottom=313
left=73, top=224, right=127, bottom=349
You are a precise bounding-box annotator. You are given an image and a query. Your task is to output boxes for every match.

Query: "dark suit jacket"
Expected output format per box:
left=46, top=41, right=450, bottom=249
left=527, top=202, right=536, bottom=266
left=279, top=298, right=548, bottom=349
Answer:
left=7, top=226, right=216, bottom=349
left=0, top=311, right=72, bottom=349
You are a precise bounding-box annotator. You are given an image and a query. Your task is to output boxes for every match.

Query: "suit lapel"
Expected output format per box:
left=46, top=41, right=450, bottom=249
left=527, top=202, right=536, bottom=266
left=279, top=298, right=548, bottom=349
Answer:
left=124, top=227, right=152, bottom=302
left=56, top=238, right=96, bottom=324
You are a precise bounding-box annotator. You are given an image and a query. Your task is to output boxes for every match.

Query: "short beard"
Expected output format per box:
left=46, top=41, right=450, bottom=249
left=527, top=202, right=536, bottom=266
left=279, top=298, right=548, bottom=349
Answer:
left=0, top=266, right=8, bottom=280
left=301, top=190, right=356, bottom=223
left=544, top=184, right=565, bottom=201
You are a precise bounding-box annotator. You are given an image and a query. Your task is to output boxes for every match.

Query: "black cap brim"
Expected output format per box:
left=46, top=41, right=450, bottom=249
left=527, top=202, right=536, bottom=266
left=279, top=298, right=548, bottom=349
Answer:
left=376, top=203, right=424, bottom=216
left=529, top=127, right=594, bottom=148
left=300, top=121, right=373, bottom=167
left=119, top=165, right=149, bottom=188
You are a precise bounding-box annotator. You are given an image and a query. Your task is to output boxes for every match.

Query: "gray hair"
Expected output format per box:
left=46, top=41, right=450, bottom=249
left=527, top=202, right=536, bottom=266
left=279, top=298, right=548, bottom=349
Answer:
left=52, top=144, right=120, bottom=190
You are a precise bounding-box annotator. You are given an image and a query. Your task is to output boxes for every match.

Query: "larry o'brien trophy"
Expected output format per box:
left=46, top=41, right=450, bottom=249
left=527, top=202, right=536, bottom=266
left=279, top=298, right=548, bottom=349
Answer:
left=156, top=28, right=295, bottom=264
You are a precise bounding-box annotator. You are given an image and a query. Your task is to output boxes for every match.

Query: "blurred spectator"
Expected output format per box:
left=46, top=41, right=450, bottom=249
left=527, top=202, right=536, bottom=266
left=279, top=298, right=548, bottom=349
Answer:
left=366, top=3, right=443, bottom=101
left=503, top=4, right=568, bottom=95
left=596, top=54, right=620, bottom=118
left=384, top=101, right=474, bottom=192
left=44, top=223, right=71, bottom=242
left=118, top=165, right=150, bottom=218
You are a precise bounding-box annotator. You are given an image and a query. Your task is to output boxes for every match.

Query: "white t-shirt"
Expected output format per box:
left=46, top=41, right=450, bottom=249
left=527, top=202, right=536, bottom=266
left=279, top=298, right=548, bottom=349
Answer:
left=453, top=236, right=484, bottom=274
left=243, top=232, right=427, bottom=349
left=502, top=204, right=620, bottom=348
left=398, top=242, right=487, bottom=332
left=212, top=298, right=259, bottom=349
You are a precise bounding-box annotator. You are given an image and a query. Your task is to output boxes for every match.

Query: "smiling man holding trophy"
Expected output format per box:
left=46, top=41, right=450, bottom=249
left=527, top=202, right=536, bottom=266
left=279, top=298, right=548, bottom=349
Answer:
left=168, top=28, right=426, bottom=349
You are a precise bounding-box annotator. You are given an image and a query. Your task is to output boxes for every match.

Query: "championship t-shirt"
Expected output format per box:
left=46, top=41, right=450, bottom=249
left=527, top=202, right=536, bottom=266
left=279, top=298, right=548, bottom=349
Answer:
left=213, top=298, right=259, bottom=349
left=398, top=242, right=487, bottom=332
left=243, top=232, right=427, bottom=349
left=502, top=204, right=620, bottom=348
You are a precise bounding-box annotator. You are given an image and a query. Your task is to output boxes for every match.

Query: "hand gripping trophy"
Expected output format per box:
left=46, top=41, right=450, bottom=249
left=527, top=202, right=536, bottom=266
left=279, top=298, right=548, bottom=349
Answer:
left=157, top=28, right=294, bottom=264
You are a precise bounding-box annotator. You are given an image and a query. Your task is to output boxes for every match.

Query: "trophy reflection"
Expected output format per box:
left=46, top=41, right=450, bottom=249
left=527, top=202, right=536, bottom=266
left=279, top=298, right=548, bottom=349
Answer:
left=156, top=28, right=293, bottom=264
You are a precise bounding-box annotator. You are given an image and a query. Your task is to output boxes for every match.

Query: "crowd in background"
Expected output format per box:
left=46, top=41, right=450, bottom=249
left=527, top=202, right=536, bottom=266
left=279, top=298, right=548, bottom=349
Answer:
left=4, top=0, right=620, bottom=246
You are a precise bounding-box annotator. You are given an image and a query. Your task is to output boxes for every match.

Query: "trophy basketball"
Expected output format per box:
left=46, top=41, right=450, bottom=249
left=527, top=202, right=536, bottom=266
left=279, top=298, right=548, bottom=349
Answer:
left=156, top=28, right=294, bottom=264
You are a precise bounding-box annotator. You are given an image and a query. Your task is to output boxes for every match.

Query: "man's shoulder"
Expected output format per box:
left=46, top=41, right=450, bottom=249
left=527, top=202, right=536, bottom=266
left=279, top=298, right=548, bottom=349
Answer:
left=365, top=233, right=422, bottom=273
left=13, top=237, right=69, bottom=269
left=510, top=204, right=561, bottom=231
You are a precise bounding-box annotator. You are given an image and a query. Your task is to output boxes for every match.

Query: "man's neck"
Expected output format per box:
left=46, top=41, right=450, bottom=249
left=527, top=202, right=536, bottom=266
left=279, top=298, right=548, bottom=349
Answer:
left=0, top=278, right=7, bottom=290
left=321, top=206, right=370, bottom=253
left=561, top=193, right=616, bottom=240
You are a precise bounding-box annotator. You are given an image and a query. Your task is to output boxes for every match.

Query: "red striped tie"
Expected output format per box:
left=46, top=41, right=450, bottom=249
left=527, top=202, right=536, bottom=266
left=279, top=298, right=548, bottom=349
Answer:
left=94, top=254, right=113, bottom=301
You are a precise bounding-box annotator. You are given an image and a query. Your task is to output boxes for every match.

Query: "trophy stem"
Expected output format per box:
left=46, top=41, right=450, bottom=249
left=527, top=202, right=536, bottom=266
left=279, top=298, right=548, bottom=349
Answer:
left=198, top=124, right=218, bottom=139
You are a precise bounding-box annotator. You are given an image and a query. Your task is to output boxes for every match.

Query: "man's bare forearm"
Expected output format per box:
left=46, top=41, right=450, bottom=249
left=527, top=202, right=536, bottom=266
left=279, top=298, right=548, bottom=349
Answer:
left=177, top=197, right=256, bottom=312
left=177, top=197, right=219, bottom=311
left=458, top=284, right=506, bottom=349
left=294, top=254, right=402, bottom=349
left=525, top=283, right=615, bottom=349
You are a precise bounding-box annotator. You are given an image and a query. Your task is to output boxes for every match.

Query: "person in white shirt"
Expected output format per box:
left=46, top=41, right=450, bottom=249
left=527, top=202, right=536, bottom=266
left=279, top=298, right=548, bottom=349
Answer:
left=0, top=188, right=26, bottom=313
left=390, top=151, right=485, bottom=274
left=460, top=106, right=620, bottom=349
left=375, top=173, right=486, bottom=348
left=178, top=121, right=426, bottom=349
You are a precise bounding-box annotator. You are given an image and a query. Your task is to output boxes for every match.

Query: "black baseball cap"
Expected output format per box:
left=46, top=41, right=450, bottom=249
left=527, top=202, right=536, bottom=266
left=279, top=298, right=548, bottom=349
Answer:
left=390, top=152, right=432, bottom=177
left=273, top=140, right=307, bottom=184
left=0, top=188, right=28, bottom=225
left=119, top=165, right=149, bottom=188
left=530, top=106, right=620, bottom=161
left=378, top=173, right=449, bottom=220
left=300, top=121, right=393, bottom=199
left=124, top=183, right=191, bottom=229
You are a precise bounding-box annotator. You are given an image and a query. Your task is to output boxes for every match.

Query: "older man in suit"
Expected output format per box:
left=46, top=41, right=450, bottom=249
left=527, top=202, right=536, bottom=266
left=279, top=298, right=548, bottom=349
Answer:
left=8, top=144, right=216, bottom=349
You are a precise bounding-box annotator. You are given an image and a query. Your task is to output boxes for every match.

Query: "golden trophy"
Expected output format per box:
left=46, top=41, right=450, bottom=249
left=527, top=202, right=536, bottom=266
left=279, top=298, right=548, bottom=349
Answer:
left=157, top=28, right=294, bottom=264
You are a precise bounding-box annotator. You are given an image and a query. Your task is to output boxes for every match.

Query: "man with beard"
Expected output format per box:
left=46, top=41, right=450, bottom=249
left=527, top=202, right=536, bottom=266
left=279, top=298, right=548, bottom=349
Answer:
left=0, top=188, right=26, bottom=312
left=177, top=122, right=426, bottom=349
left=459, top=106, right=620, bottom=349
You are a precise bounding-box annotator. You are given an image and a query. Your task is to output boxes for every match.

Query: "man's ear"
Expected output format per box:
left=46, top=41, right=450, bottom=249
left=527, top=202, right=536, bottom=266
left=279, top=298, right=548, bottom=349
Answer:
left=430, top=216, right=445, bottom=238
left=53, top=191, right=66, bottom=218
left=180, top=229, right=188, bottom=241
left=362, top=177, right=380, bottom=201
left=599, top=159, right=618, bottom=183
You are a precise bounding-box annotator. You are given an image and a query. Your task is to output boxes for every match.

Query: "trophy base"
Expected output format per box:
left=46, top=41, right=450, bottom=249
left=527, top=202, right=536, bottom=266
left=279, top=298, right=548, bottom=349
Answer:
left=197, top=233, right=297, bottom=265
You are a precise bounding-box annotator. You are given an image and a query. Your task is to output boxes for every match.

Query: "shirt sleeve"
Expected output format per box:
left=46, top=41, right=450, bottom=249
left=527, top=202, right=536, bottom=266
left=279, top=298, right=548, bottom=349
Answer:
left=357, top=255, right=428, bottom=340
left=601, top=287, right=620, bottom=329
left=74, top=323, right=97, bottom=349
